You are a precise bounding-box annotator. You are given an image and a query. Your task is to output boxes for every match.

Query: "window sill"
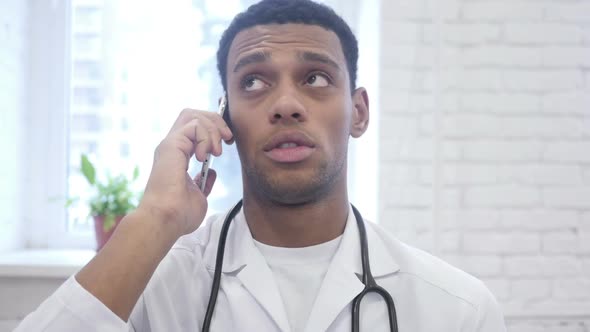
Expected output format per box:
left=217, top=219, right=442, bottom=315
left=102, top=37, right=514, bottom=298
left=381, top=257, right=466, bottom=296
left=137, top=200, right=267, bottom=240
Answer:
left=0, top=249, right=95, bottom=278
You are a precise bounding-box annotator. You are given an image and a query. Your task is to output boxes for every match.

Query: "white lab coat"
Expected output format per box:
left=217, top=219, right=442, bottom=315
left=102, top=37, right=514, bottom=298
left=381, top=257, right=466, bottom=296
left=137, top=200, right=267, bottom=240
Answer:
left=16, top=206, right=506, bottom=331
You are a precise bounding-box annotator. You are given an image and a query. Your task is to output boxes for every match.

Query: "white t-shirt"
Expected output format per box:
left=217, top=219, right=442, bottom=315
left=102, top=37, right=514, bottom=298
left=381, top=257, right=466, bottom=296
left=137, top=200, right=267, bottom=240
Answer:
left=253, top=236, right=342, bottom=332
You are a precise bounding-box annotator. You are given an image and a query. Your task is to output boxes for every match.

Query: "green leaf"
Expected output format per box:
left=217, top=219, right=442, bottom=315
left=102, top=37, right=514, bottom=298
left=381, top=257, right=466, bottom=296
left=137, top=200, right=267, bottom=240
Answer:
left=80, top=155, right=140, bottom=218
left=133, top=166, right=139, bottom=180
left=81, top=154, right=96, bottom=185
left=65, top=197, right=79, bottom=207
left=103, top=214, right=116, bottom=232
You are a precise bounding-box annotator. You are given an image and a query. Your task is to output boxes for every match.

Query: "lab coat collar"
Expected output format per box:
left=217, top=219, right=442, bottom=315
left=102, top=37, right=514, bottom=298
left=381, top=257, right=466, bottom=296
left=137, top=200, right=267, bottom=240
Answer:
left=204, top=208, right=292, bottom=331
left=204, top=204, right=400, bottom=276
left=304, top=205, right=400, bottom=332
left=337, top=204, right=401, bottom=278
left=202, top=204, right=400, bottom=332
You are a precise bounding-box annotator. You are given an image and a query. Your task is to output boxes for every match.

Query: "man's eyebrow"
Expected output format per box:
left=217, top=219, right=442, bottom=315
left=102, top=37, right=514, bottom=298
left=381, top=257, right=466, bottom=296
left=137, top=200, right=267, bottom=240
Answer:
left=233, top=51, right=271, bottom=73
left=299, top=51, right=340, bottom=71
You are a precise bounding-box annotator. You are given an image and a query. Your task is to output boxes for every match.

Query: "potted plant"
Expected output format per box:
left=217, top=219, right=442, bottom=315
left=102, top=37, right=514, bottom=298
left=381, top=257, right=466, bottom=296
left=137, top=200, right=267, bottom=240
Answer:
left=77, top=154, right=140, bottom=251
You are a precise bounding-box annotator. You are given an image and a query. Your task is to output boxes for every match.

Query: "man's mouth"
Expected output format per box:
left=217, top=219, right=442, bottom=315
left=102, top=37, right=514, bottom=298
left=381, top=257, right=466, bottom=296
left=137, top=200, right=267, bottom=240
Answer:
left=278, top=142, right=299, bottom=149
left=263, top=131, right=316, bottom=163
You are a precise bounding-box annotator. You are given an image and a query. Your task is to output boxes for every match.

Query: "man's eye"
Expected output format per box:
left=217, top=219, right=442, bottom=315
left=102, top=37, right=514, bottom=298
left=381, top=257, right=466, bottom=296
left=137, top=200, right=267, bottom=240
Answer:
left=306, top=74, right=330, bottom=87
left=241, top=76, right=266, bottom=91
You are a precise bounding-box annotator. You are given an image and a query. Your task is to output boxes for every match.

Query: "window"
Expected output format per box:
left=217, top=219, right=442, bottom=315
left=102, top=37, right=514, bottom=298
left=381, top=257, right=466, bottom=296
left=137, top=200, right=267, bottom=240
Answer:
left=28, top=0, right=378, bottom=249
left=66, top=0, right=256, bottom=237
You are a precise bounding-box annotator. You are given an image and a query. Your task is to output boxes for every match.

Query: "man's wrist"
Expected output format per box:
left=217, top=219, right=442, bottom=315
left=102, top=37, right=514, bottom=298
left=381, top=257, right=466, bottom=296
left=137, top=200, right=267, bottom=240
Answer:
left=124, top=207, right=183, bottom=246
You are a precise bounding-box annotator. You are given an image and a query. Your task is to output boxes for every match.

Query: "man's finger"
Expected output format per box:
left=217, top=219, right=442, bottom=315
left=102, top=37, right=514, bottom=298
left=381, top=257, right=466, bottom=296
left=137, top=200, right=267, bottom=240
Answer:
left=179, top=117, right=221, bottom=161
left=169, top=109, right=233, bottom=143
left=168, top=108, right=201, bottom=134
left=194, top=168, right=217, bottom=196
left=201, top=111, right=233, bottom=143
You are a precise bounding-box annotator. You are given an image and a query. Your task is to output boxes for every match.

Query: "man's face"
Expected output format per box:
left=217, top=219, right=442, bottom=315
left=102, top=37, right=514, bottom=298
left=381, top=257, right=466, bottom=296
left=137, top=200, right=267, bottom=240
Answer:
left=226, top=23, right=368, bottom=205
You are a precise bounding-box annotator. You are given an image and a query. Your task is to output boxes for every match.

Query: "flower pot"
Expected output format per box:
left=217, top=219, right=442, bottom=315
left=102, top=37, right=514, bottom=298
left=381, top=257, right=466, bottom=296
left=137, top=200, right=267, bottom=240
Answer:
left=93, top=215, right=125, bottom=251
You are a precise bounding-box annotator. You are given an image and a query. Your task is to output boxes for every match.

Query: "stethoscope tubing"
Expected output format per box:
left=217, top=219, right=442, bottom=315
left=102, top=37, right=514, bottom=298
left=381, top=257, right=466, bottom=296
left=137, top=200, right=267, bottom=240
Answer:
left=202, top=200, right=398, bottom=332
left=202, top=200, right=243, bottom=332
left=350, top=204, right=398, bottom=332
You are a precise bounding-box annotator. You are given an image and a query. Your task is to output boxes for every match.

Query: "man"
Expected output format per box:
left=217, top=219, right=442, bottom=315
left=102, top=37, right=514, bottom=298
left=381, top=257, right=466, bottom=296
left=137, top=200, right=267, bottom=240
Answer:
left=16, top=0, right=506, bottom=331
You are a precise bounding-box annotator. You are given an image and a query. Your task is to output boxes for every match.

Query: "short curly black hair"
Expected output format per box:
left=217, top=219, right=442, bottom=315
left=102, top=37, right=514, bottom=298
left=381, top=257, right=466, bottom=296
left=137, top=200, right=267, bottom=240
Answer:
left=216, top=0, right=359, bottom=93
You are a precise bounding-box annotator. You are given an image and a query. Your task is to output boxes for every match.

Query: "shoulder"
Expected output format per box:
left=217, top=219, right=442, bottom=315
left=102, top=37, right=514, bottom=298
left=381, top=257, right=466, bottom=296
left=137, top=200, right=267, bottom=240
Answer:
left=367, top=221, right=499, bottom=312
left=367, top=221, right=506, bottom=329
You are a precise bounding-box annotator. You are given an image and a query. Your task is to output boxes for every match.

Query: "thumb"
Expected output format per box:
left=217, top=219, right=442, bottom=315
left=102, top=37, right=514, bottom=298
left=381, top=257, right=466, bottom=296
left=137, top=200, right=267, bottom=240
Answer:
left=195, top=168, right=217, bottom=197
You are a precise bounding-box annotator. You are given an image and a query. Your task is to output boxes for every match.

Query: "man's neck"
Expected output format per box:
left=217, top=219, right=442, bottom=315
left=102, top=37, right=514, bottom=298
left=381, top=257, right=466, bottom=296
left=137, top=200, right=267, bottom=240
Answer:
left=242, top=186, right=349, bottom=248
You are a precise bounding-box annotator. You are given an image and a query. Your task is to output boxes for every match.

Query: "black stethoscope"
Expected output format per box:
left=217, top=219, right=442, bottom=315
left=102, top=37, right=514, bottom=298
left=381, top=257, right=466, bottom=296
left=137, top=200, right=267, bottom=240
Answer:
left=201, top=200, right=398, bottom=332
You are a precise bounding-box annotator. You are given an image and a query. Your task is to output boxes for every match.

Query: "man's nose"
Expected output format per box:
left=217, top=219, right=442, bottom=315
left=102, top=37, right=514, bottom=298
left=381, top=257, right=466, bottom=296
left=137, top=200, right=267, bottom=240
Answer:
left=267, top=88, right=308, bottom=124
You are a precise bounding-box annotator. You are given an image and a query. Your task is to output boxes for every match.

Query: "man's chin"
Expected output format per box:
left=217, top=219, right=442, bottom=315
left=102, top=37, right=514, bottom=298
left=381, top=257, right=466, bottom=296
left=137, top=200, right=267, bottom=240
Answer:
left=248, top=174, right=334, bottom=206
left=262, top=183, right=323, bottom=206
left=244, top=162, right=343, bottom=205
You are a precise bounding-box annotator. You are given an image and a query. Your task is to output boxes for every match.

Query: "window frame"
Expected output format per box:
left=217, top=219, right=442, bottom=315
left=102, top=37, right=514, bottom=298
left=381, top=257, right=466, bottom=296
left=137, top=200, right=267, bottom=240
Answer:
left=27, top=0, right=96, bottom=248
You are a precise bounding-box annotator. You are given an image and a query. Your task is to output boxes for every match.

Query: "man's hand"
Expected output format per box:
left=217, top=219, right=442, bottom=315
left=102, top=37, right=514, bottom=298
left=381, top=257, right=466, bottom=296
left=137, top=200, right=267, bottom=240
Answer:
left=75, top=108, right=233, bottom=321
left=138, top=108, right=234, bottom=237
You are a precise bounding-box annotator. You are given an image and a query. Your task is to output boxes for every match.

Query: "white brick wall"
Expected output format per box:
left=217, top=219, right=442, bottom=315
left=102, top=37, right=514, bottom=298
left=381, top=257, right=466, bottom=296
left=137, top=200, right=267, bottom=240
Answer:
left=379, top=0, right=590, bottom=330
left=0, top=0, right=27, bottom=252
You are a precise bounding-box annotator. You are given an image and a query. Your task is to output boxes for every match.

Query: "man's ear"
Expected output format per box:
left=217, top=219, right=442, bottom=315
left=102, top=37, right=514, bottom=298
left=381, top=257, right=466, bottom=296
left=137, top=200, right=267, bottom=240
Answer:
left=350, top=87, right=369, bottom=138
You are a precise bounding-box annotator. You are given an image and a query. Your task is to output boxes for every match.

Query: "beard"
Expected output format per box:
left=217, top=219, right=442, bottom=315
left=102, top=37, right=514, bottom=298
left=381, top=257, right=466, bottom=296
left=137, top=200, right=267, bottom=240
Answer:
left=242, top=153, right=346, bottom=206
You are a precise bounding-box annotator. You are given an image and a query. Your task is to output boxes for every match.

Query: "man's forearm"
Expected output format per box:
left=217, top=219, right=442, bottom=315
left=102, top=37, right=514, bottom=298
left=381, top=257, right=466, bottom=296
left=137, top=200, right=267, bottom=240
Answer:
left=75, top=209, right=179, bottom=321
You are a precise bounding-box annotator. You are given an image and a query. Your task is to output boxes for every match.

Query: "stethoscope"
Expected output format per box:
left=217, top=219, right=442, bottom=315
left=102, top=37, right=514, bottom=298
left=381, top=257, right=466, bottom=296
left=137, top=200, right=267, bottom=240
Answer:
left=201, top=200, right=398, bottom=332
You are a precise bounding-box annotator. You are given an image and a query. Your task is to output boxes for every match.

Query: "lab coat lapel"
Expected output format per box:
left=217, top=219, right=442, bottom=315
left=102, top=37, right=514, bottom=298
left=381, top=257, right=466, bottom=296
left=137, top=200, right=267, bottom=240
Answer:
left=304, top=262, right=364, bottom=332
left=205, top=210, right=291, bottom=332
left=304, top=206, right=400, bottom=332
left=236, top=259, right=291, bottom=332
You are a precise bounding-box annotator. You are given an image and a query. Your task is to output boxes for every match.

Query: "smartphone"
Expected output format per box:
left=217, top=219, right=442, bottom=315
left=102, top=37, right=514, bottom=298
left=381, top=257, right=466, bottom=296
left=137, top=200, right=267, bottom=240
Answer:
left=200, top=96, right=227, bottom=192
